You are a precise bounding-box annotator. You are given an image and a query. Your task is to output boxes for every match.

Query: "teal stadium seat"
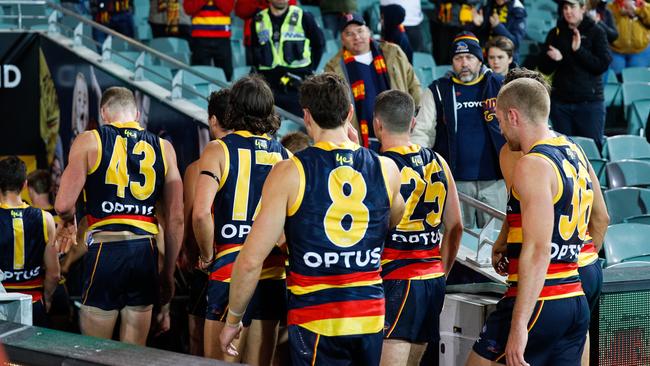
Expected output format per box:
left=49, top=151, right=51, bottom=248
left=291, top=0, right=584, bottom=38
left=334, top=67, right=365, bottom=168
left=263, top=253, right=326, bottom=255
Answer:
left=434, top=65, right=452, bottom=78
left=603, top=223, right=650, bottom=267
left=622, top=82, right=650, bottom=120
left=232, top=66, right=251, bottom=81
left=606, top=160, right=650, bottom=188
left=231, top=39, right=245, bottom=75
left=628, top=100, right=650, bottom=136
left=190, top=65, right=227, bottom=84
left=142, top=64, right=173, bottom=88
left=326, top=39, right=339, bottom=53
left=301, top=5, right=323, bottom=28
left=149, top=37, right=191, bottom=54
left=603, top=69, right=618, bottom=84
left=571, top=136, right=607, bottom=182
left=606, top=135, right=650, bottom=162
left=622, top=67, right=650, bottom=83
left=624, top=214, right=650, bottom=225
left=603, top=187, right=650, bottom=224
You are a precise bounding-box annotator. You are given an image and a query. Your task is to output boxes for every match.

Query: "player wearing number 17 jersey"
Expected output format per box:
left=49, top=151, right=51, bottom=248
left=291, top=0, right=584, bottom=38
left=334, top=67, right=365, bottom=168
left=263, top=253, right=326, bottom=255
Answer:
left=373, top=90, right=463, bottom=366
left=219, top=73, right=405, bottom=366
left=55, top=87, right=184, bottom=345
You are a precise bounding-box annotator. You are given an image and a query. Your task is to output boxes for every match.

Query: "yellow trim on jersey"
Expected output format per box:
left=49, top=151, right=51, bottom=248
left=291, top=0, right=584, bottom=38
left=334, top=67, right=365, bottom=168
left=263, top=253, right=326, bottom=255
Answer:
left=215, top=245, right=241, bottom=259
left=451, top=73, right=485, bottom=86
left=531, top=136, right=568, bottom=149
left=507, top=269, right=579, bottom=282
left=216, top=139, right=230, bottom=191
left=527, top=153, right=563, bottom=204
left=233, top=130, right=271, bottom=140
left=299, top=315, right=384, bottom=337
left=313, top=141, right=360, bottom=151
left=4, top=284, right=43, bottom=290
left=507, top=227, right=522, bottom=243
left=379, top=158, right=393, bottom=207
left=288, top=279, right=382, bottom=296
left=112, top=121, right=144, bottom=130
left=578, top=252, right=599, bottom=267
left=87, top=219, right=159, bottom=234
left=288, top=156, right=306, bottom=217
left=191, top=16, right=232, bottom=25
left=159, top=137, right=168, bottom=176
left=409, top=272, right=445, bottom=280
left=260, top=267, right=286, bottom=280
left=384, top=144, right=421, bottom=155
left=0, top=203, right=29, bottom=209
left=88, top=130, right=102, bottom=175
left=437, top=152, right=452, bottom=187
left=42, top=210, right=48, bottom=244
left=539, top=291, right=585, bottom=300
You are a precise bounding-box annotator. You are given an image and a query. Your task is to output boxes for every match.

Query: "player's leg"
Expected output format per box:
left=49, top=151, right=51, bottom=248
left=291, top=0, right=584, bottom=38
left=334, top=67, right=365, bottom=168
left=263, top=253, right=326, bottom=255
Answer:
left=465, top=350, right=502, bottom=366
left=406, top=343, right=427, bottom=366
left=187, top=269, right=209, bottom=356
left=242, top=319, right=280, bottom=366
left=380, top=340, right=411, bottom=366
left=79, top=305, right=119, bottom=339
left=204, top=318, right=249, bottom=362
left=119, top=305, right=153, bottom=345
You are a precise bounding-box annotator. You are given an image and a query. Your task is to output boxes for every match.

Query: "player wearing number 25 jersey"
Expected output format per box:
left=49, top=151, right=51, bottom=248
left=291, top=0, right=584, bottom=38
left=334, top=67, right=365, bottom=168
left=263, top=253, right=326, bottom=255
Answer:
left=219, top=74, right=404, bottom=366
left=55, top=87, right=183, bottom=345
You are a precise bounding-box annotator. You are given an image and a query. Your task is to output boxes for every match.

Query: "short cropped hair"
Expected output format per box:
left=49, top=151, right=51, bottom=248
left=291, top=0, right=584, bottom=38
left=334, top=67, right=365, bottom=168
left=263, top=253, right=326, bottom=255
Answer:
left=374, top=90, right=415, bottom=134
left=208, top=89, right=231, bottom=123
left=299, top=73, right=351, bottom=129
left=486, top=36, right=515, bottom=59
left=27, top=169, right=51, bottom=194
left=280, top=132, right=311, bottom=153
left=223, top=75, right=280, bottom=135
left=504, top=67, right=552, bottom=95
left=497, top=78, right=550, bottom=125
left=0, top=156, right=26, bottom=194
left=100, top=86, right=137, bottom=113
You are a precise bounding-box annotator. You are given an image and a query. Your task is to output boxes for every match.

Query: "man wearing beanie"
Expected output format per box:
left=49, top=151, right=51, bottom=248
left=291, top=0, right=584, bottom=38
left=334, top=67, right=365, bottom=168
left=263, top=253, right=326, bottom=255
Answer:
left=412, top=31, right=506, bottom=229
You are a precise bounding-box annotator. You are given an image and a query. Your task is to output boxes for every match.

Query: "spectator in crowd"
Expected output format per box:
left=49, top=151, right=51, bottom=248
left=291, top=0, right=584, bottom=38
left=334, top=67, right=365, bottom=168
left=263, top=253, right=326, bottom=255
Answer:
left=381, top=0, right=426, bottom=52
left=234, top=0, right=296, bottom=65
left=89, top=0, right=135, bottom=45
left=486, top=36, right=516, bottom=76
left=60, top=0, right=90, bottom=17
left=380, top=4, right=414, bottom=64
left=320, top=0, right=357, bottom=38
left=474, top=0, right=527, bottom=63
left=325, top=14, right=421, bottom=149
left=430, top=0, right=482, bottom=64
left=250, top=0, right=324, bottom=117
left=538, top=0, right=611, bottom=150
left=412, top=32, right=506, bottom=228
left=149, top=0, right=192, bottom=40
left=608, top=0, right=650, bottom=74
left=280, top=131, right=311, bottom=153
left=587, top=0, right=619, bottom=43
left=184, top=0, right=235, bottom=81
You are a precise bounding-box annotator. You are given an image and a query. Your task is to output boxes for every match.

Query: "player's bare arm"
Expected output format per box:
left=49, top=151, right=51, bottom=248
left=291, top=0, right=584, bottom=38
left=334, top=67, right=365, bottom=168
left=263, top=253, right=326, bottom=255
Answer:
left=586, top=164, right=608, bottom=252
left=379, top=156, right=405, bottom=228
left=192, top=141, right=226, bottom=263
left=42, top=211, right=61, bottom=312
left=160, top=139, right=184, bottom=305
left=439, top=156, right=463, bottom=276
left=506, top=155, right=557, bottom=366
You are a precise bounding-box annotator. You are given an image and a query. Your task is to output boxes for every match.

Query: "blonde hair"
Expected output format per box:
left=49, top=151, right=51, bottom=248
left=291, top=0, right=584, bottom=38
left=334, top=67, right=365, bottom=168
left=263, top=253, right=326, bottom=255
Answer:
left=497, top=78, right=550, bottom=125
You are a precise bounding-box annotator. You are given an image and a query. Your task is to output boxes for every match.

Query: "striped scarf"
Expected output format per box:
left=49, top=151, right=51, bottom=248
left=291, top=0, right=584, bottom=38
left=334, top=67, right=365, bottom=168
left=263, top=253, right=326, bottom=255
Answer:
left=343, top=40, right=390, bottom=147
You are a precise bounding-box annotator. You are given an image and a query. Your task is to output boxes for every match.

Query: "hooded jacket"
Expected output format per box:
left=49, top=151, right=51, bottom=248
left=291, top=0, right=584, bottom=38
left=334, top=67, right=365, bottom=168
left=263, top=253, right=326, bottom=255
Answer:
left=381, top=4, right=414, bottom=63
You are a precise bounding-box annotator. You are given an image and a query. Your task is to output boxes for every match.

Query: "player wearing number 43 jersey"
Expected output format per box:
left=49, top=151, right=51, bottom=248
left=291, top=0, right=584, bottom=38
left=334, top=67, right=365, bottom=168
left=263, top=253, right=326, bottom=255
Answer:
left=193, top=75, right=291, bottom=365
left=467, top=78, right=607, bottom=366
left=373, top=90, right=463, bottom=366
left=219, top=73, right=405, bottom=366
left=55, top=87, right=184, bottom=346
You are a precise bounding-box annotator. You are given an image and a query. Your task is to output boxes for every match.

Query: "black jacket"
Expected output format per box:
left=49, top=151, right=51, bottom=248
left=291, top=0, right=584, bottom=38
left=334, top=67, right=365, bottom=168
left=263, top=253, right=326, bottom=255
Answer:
left=538, top=16, right=612, bottom=103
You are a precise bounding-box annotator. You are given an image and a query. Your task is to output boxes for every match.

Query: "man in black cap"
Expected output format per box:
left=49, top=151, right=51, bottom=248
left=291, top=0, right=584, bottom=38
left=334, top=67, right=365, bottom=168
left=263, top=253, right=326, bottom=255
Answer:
left=412, top=31, right=506, bottom=229
left=324, top=13, right=421, bottom=150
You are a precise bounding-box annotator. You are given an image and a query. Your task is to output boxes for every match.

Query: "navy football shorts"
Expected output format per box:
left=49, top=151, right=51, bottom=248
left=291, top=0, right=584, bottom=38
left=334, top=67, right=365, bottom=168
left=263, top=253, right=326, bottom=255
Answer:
left=578, top=261, right=603, bottom=313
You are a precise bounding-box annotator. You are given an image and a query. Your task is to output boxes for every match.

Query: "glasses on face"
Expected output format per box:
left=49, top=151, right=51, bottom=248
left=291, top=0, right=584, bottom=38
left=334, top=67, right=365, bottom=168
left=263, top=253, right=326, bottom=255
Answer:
left=343, top=27, right=368, bottom=39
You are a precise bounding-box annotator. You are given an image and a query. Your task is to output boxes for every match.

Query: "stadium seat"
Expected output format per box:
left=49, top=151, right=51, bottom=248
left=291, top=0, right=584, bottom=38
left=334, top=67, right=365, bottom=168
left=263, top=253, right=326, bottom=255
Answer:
left=325, top=39, right=339, bottom=54
left=189, top=65, right=227, bottom=84
left=111, top=51, right=142, bottom=69
left=624, top=214, right=650, bottom=225
left=149, top=37, right=190, bottom=54
left=622, top=67, right=650, bottom=84
left=232, top=66, right=251, bottom=81
left=231, top=39, right=245, bottom=74
left=606, top=135, right=650, bottom=162
left=622, top=82, right=650, bottom=119
left=603, top=223, right=650, bottom=267
left=603, top=187, right=650, bottom=224
left=415, top=67, right=434, bottom=88
left=231, top=24, right=243, bottom=41
left=136, top=22, right=152, bottom=42
left=603, top=68, right=618, bottom=84
left=606, top=160, right=650, bottom=189
left=627, top=99, right=650, bottom=136
left=433, top=65, right=452, bottom=79
left=414, top=52, right=436, bottom=69
left=301, top=5, right=323, bottom=28
left=142, top=64, right=173, bottom=88
left=571, top=136, right=607, bottom=181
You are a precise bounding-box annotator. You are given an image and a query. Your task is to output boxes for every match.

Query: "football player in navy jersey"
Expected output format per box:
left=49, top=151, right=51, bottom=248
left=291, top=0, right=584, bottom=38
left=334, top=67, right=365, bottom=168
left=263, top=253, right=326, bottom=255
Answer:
left=55, top=87, right=183, bottom=345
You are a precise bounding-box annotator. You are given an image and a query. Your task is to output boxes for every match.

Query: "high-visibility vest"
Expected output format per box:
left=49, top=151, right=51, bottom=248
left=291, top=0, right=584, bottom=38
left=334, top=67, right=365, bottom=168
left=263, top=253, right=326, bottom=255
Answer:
left=254, top=6, right=311, bottom=70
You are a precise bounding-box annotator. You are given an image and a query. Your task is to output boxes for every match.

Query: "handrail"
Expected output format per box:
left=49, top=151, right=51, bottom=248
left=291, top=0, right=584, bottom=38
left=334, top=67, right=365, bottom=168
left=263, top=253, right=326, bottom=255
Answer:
left=458, top=192, right=506, bottom=220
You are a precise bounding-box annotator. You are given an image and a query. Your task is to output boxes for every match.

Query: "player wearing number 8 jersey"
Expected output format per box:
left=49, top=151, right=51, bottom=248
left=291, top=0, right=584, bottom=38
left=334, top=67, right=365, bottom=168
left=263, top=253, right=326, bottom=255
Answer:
left=468, top=78, right=594, bottom=366
left=219, top=73, right=404, bottom=366
left=372, top=90, right=463, bottom=366
left=193, top=75, right=290, bottom=364
left=55, top=87, right=184, bottom=345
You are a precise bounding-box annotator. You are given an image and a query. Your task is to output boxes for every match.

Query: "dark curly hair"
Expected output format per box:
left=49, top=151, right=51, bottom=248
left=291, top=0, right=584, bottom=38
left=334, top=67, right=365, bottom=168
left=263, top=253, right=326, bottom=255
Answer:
left=504, top=67, right=551, bottom=95
left=222, top=75, right=280, bottom=135
left=0, top=156, right=26, bottom=194
left=299, top=73, right=351, bottom=130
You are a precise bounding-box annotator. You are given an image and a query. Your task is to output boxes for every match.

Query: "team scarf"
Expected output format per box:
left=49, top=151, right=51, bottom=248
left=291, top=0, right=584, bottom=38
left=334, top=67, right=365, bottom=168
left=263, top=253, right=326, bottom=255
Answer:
left=343, top=40, right=390, bottom=147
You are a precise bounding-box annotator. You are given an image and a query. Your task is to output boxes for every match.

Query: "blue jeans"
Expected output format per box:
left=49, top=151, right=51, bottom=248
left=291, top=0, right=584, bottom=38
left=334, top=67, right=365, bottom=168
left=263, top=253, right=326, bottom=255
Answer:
left=610, top=45, right=650, bottom=75
left=550, top=99, right=606, bottom=151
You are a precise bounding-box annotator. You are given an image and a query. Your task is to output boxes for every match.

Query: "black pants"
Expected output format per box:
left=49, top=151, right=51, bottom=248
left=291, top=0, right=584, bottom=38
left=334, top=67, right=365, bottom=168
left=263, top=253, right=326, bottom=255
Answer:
left=190, top=37, right=233, bottom=81
left=149, top=22, right=191, bottom=42
left=405, top=24, right=425, bottom=53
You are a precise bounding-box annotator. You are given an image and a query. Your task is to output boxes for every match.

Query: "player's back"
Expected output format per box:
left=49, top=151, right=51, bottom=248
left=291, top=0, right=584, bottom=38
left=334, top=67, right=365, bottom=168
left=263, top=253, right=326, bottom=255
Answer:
left=210, top=131, right=290, bottom=282
left=506, top=135, right=594, bottom=299
left=285, top=141, right=392, bottom=337
left=0, top=203, right=47, bottom=301
left=381, top=144, right=449, bottom=281
left=84, top=122, right=166, bottom=235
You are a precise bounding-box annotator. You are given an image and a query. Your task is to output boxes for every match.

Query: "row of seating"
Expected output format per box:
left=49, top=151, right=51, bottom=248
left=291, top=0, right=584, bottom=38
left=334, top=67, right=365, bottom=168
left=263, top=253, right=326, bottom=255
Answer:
left=603, top=69, right=650, bottom=136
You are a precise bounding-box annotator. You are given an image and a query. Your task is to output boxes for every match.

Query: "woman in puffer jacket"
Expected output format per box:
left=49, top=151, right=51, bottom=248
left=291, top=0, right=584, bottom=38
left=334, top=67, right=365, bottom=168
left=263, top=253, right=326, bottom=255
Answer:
left=608, top=0, right=650, bottom=74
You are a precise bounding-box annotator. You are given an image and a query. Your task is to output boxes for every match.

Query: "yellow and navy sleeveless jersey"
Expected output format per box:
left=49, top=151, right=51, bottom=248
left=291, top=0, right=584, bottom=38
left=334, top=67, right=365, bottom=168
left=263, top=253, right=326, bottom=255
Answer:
left=0, top=203, right=48, bottom=302
left=284, top=141, right=392, bottom=337
left=505, top=136, right=593, bottom=300
left=209, top=131, right=290, bottom=283
left=85, top=122, right=166, bottom=235
left=381, top=144, right=449, bottom=281
left=579, top=234, right=598, bottom=267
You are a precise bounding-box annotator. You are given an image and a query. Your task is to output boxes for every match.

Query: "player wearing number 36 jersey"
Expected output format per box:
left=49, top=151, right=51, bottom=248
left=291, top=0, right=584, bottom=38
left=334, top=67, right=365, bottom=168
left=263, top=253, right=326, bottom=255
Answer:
left=55, top=87, right=184, bottom=346
left=219, top=73, right=405, bottom=366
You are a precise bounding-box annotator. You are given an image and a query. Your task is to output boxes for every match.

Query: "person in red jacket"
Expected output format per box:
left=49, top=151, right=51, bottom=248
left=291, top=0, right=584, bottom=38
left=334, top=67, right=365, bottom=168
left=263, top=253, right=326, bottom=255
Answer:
left=184, top=0, right=235, bottom=80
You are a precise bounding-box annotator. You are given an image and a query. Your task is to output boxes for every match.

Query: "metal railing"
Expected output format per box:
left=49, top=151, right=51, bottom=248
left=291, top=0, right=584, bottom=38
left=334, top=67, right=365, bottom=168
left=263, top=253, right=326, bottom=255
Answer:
left=0, top=0, right=305, bottom=126
left=458, top=192, right=505, bottom=268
